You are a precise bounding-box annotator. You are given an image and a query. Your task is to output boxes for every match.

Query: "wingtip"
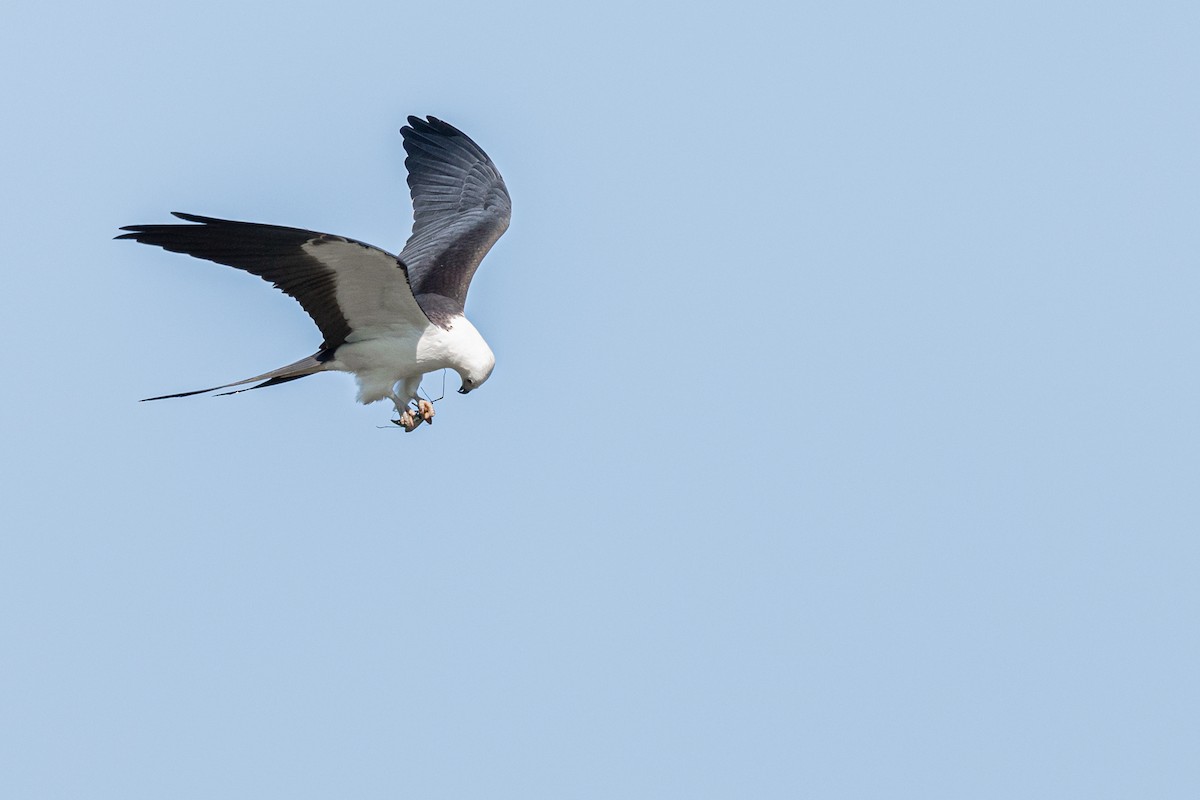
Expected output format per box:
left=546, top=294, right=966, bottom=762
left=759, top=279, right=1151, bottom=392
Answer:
left=171, top=212, right=208, bottom=223
left=117, top=213, right=210, bottom=239
left=402, top=115, right=462, bottom=138
left=400, top=114, right=423, bottom=136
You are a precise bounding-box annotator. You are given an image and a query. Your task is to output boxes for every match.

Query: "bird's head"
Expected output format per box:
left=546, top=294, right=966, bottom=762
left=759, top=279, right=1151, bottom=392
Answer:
left=455, top=356, right=494, bottom=395
left=444, top=314, right=496, bottom=395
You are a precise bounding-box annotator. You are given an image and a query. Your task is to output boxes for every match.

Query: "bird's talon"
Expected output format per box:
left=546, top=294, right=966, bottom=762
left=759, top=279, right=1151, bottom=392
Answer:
left=418, top=399, right=435, bottom=423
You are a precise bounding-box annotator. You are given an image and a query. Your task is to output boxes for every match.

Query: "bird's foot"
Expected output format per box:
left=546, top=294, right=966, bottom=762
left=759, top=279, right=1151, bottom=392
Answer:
left=392, top=408, right=423, bottom=432
left=418, top=399, right=435, bottom=424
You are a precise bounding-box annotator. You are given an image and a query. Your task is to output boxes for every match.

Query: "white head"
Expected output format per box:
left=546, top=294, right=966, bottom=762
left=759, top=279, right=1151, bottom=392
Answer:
left=455, top=348, right=495, bottom=394
left=447, top=317, right=496, bottom=395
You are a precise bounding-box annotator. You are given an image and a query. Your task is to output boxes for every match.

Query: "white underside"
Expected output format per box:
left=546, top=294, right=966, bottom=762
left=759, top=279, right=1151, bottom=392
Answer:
left=325, top=314, right=493, bottom=405
left=294, top=240, right=494, bottom=406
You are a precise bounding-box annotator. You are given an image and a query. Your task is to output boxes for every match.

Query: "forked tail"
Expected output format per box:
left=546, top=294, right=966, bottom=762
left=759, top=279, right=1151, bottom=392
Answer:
left=141, top=353, right=331, bottom=401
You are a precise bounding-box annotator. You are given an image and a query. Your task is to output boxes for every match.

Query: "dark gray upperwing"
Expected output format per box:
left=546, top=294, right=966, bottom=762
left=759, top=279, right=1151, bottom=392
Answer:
left=399, top=116, right=511, bottom=326
left=117, top=213, right=407, bottom=353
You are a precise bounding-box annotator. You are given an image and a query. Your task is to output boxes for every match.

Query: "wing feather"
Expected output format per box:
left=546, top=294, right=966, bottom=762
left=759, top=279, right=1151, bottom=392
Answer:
left=399, top=116, right=511, bottom=326
left=117, top=213, right=427, bottom=352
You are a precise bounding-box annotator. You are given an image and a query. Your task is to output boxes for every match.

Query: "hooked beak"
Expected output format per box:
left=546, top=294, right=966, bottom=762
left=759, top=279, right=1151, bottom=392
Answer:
left=458, top=387, right=468, bottom=395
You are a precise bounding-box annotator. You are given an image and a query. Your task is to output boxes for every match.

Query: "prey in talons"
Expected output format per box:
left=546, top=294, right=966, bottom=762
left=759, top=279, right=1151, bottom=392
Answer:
left=392, top=399, right=436, bottom=432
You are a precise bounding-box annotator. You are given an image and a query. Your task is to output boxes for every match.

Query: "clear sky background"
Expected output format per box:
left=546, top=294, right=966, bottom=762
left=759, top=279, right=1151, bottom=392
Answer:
left=2, top=1, right=1197, bottom=797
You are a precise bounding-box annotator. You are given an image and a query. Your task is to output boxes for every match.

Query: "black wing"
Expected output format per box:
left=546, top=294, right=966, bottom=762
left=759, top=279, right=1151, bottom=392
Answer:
left=117, top=213, right=425, bottom=353
left=399, top=116, right=511, bottom=326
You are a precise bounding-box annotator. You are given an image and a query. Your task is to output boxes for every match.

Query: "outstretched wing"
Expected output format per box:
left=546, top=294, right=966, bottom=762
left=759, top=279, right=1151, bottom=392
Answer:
left=399, top=116, right=511, bottom=326
left=117, top=213, right=428, bottom=353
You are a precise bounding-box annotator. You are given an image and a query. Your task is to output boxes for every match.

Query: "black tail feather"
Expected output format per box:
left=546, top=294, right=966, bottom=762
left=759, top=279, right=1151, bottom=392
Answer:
left=213, top=374, right=308, bottom=397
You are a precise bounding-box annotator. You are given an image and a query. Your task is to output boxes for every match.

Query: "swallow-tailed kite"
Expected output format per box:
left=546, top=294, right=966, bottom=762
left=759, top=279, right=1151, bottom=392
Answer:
left=118, top=115, right=510, bottom=431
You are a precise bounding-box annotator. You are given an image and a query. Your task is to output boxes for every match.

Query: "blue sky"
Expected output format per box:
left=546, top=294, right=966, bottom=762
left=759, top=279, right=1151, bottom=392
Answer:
left=2, top=1, right=1198, bottom=797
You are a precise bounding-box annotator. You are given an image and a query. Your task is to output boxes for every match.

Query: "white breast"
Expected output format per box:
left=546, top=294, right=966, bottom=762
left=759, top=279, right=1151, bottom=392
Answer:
left=327, top=314, right=492, bottom=405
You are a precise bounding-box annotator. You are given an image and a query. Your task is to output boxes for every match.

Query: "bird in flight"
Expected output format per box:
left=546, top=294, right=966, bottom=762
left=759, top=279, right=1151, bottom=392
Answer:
left=119, top=116, right=511, bottom=431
